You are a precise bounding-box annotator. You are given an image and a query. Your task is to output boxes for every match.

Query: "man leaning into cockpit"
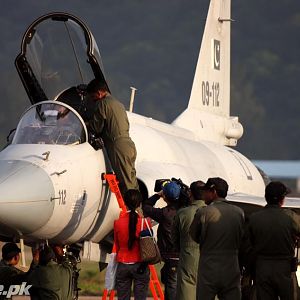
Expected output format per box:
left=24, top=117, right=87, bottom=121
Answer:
left=86, top=79, right=139, bottom=195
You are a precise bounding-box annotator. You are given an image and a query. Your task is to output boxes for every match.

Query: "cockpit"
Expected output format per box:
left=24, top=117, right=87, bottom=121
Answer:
left=13, top=101, right=87, bottom=145
left=12, top=13, right=108, bottom=148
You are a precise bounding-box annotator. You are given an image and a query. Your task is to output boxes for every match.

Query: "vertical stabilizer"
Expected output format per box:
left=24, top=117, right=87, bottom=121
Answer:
left=173, top=0, right=243, bottom=146
left=189, top=0, right=231, bottom=116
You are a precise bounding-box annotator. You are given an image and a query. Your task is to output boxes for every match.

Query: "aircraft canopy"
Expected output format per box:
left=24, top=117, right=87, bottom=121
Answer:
left=15, top=12, right=108, bottom=105
left=13, top=101, right=87, bottom=145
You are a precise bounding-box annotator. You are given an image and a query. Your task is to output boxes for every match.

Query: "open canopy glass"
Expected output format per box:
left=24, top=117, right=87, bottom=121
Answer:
left=13, top=101, right=87, bottom=145
left=15, top=12, right=108, bottom=106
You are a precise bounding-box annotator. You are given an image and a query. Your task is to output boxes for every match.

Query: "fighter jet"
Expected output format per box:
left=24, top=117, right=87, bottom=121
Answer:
left=0, top=0, right=298, bottom=261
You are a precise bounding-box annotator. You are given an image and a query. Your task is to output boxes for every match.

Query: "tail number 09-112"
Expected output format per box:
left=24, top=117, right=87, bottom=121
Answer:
left=202, top=81, right=220, bottom=107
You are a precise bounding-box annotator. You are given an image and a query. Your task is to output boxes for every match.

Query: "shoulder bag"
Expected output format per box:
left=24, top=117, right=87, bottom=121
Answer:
left=139, top=218, right=161, bottom=264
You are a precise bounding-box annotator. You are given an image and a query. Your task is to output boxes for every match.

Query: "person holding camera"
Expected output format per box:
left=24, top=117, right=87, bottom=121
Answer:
left=190, top=177, right=245, bottom=300
left=247, top=181, right=300, bottom=300
left=142, top=181, right=181, bottom=300
left=172, top=180, right=206, bottom=300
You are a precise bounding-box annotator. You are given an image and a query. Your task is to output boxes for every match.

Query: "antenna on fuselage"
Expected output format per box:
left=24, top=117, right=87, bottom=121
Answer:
left=129, top=87, right=137, bottom=113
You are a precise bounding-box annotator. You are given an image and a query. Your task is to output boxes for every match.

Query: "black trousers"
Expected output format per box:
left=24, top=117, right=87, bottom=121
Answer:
left=256, top=259, right=293, bottom=300
left=161, top=260, right=178, bottom=300
left=116, top=262, right=150, bottom=300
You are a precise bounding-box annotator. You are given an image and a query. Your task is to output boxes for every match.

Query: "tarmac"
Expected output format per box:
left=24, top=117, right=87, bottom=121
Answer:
left=13, top=298, right=101, bottom=300
left=12, top=296, right=153, bottom=300
left=12, top=296, right=112, bottom=300
left=13, top=298, right=104, bottom=300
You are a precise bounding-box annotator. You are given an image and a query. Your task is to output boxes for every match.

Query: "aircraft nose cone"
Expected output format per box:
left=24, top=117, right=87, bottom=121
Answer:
left=0, top=160, right=55, bottom=235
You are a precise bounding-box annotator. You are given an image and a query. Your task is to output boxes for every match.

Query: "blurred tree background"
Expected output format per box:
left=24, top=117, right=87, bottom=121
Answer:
left=0, top=0, right=299, bottom=159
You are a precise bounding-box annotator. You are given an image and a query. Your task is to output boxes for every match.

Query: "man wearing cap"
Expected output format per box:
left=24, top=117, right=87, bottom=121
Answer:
left=0, top=242, right=38, bottom=299
left=247, top=181, right=300, bottom=300
left=86, top=79, right=139, bottom=195
left=142, top=181, right=182, bottom=300
left=190, top=177, right=245, bottom=300
left=172, top=180, right=206, bottom=300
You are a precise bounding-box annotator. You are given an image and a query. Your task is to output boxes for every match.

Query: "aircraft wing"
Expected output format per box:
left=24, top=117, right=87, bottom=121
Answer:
left=227, top=193, right=300, bottom=216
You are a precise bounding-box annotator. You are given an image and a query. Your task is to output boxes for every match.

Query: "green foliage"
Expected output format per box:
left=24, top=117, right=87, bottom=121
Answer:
left=231, top=0, right=300, bottom=159
left=0, top=0, right=299, bottom=158
left=78, top=262, right=105, bottom=296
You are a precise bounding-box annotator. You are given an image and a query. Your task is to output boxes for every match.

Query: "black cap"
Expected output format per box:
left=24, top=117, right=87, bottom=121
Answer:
left=2, top=243, right=21, bottom=260
left=203, top=177, right=228, bottom=195
left=265, top=181, right=291, bottom=202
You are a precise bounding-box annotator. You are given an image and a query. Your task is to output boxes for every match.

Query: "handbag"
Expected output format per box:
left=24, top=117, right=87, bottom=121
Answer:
left=139, top=218, right=161, bottom=264
left=104, top=252, right=118, bottom=290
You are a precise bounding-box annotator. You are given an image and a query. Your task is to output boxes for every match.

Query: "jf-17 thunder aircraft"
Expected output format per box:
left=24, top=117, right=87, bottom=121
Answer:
left=0, top=0, right=299, bottom=265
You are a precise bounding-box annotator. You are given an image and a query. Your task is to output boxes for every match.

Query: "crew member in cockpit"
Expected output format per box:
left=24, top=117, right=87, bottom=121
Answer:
left=86, top=79, right=139, bottom=195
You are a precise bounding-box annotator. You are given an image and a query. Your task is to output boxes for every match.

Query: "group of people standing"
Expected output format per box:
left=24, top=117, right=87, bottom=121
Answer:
left=85, top=79, right=300, bottom=300
left=113, top=177, right=300, bottom=300
left=1, top=80, right=298, bottom=300
left=0, top=177, right=298, bottom=300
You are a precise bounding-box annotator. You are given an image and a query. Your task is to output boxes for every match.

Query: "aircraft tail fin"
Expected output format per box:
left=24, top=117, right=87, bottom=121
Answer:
left=189, top=0, right=231, bottom=115
left=173, top=0, right=243, bottom=146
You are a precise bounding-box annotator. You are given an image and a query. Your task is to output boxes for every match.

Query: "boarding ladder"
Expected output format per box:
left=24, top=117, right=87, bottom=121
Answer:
left=101, top=173, right=164, bottom=300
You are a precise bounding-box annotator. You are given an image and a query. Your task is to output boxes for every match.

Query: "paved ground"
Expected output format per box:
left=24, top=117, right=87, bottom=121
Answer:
left=13, top=296, right=111, bottom=300
left=13, top=298, right=101, bottom=300
left=13, top=297, right=154, bottom=299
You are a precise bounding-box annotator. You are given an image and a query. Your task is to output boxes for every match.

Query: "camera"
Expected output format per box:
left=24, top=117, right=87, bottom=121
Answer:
left=154, top=178, right=191, bottom=207
left=154, top=179, right=170, bottom=193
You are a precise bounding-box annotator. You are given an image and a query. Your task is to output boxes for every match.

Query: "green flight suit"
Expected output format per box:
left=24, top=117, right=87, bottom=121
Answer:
left=28, top=261, right=73, bottom=300
left=0, top=259, right=37, bottom=299
left=190, top=198, right=245, bottom=300
left=172, top=199, right=205, bottom=300
left=0, top=259, right=25, bottom=282
left=91, top=93, right=138, bottom=194
left=248, top=205, right=300, bottom=300
left=0, top=260, right=27, bottom=299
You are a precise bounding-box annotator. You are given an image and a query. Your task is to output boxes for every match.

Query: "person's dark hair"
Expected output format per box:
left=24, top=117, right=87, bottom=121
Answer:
left=204, top=177, right=228, bottom=198
left=2, top=253, right=16, bottom=261
left=190, top=180, right=205, bottom=200
left=2, top=243, right=21, bottom=261
left=216, top=188, right=227, bottom=198
left=265, top=181, right=290, bottom=205
left=39, top=246, right=56, bottom=266
left=124, top=189, right=143, bottom=250
left=86, top=79, right=108, bottom=94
